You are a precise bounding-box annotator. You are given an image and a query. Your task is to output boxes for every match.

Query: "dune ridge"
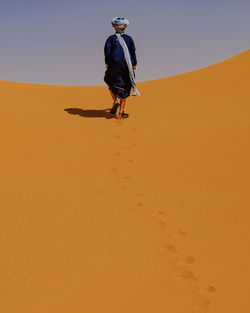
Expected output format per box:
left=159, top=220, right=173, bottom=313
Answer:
left=0, top=49, right=249, bottom=313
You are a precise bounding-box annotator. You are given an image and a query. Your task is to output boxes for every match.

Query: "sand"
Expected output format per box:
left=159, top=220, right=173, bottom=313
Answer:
left=0, top=49, right=249, bottom=313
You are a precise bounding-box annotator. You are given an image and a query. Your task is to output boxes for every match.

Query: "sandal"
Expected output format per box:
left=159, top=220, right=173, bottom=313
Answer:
left=121, top=111, right=129, bottom=118
left=115, top=110, right=129, bottom=119
left=110, top=101, right=120, bottom=114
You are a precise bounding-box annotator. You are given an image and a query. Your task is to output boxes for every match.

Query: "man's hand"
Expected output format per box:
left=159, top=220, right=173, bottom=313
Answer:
left=105, top=64, right=108, bottom=69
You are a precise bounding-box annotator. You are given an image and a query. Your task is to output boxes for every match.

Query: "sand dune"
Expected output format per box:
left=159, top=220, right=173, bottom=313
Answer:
left=0, top=49, right=249, bottom=313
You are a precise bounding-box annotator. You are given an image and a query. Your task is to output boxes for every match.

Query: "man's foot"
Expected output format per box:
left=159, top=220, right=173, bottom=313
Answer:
left=110, top=101, right=120, bottom=114
left=115, top=110, right=121, bottom=119
left=115, top=110, right=129, bottom=119
left=121, top=111, right=129, bottom=118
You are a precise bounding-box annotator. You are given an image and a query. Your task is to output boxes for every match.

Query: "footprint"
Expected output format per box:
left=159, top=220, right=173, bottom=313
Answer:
left=123, top=143, right=136, bottom=149
left=113, top=134, right=122, bottom=140
left=151, top=211, right=165, bottom=217
left=134, top=192, right=142, bottom=197
left=193, top=299, right=211, bottom=312
left=131, top=128, right=136, bottom=132
left=197, top=285, right=216, bottom=297
left=110, top=168, right=118, bottom=173
left=122, top=144, right=131, bottom=149
left=175, top=270, right=198, bottom=282
left=171, top=230, right=186, bottom=240
left=136, top=202, right=144, bottom=207
left=114, top=152, right=122, bottom=157
left=123, top=176, right=131, bottom=180
left=171, top=256, right=195, bottom=270
left=127, top=194, right=143, bottom=203
left=122, top=159, right=133, bottom=165
left=128, top=206, right=136, bottom=211
left=151, top=221, right=166, bottom=229
left=192, top=285, right=215, bottom=312
left=158, top=244, right=178, bottom=255
left=183, top=256, right=196, bottom=264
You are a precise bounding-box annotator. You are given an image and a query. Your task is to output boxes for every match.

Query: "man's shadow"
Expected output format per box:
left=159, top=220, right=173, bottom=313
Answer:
left=64, top=107, right=114, bottom=119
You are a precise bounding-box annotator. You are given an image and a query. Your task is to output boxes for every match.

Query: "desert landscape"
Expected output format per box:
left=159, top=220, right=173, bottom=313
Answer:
left=0, top=49, right=249, bottom=313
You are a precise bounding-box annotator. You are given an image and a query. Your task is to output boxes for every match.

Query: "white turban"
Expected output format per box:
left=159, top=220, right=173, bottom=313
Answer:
left=111, top=17, right=130, bottom=28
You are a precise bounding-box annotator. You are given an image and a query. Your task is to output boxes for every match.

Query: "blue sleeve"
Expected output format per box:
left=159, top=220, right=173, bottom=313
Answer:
left=104, top=36, right=113, bottom=65
left=129, top=37, right=137, bottom=66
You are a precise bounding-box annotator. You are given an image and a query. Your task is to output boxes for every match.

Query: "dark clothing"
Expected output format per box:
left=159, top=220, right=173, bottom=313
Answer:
left=104, top=33, right=137, bottom=99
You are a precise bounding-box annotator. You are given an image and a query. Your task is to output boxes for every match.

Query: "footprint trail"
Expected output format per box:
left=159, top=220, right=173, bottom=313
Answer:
left=110, top=123, right=216, bottom=312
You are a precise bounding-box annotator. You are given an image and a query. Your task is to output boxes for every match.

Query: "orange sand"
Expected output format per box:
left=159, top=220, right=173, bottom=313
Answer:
left=0, top=49, right=249, bottom=313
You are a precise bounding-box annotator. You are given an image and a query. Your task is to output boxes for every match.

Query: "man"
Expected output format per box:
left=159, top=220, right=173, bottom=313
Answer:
left=104, top=17, right=138, bottom=119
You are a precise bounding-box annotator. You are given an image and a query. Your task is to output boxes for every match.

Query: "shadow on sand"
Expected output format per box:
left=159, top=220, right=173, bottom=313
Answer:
left=64, top=108, right=114, bottom=119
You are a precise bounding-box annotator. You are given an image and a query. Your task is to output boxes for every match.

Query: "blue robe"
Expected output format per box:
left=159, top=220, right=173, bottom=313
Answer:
left=104, top=32, right=137, bottom=99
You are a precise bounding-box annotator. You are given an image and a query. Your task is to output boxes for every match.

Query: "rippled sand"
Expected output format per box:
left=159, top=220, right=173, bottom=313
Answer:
left=0, top=49, right=249, bottom=313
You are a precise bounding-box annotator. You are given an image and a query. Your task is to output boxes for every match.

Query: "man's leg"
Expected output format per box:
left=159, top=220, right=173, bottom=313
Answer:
left=109, top=89, right=121, bottom=114
left=116, top=97, right=127, bottom=118
left=119, top=98, right=126, bottom=113
left=109, top=90, right=118, bottom=102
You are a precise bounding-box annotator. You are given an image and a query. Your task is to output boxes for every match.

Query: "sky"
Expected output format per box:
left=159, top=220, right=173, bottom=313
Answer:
left=0, top=0, right=249, bottom=85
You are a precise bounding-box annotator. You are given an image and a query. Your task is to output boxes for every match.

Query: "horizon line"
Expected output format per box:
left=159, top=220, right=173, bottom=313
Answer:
left=0, top=48, right=249, bottom=88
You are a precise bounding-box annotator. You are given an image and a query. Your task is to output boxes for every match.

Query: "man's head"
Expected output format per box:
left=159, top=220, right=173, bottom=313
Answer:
left=114, top=25, right=127, bottom=33
left=111, top=17, right=129, bottom=32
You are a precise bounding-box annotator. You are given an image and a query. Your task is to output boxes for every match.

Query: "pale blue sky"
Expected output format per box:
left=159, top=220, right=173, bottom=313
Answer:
left=0, top=0, right=249, bottom=85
